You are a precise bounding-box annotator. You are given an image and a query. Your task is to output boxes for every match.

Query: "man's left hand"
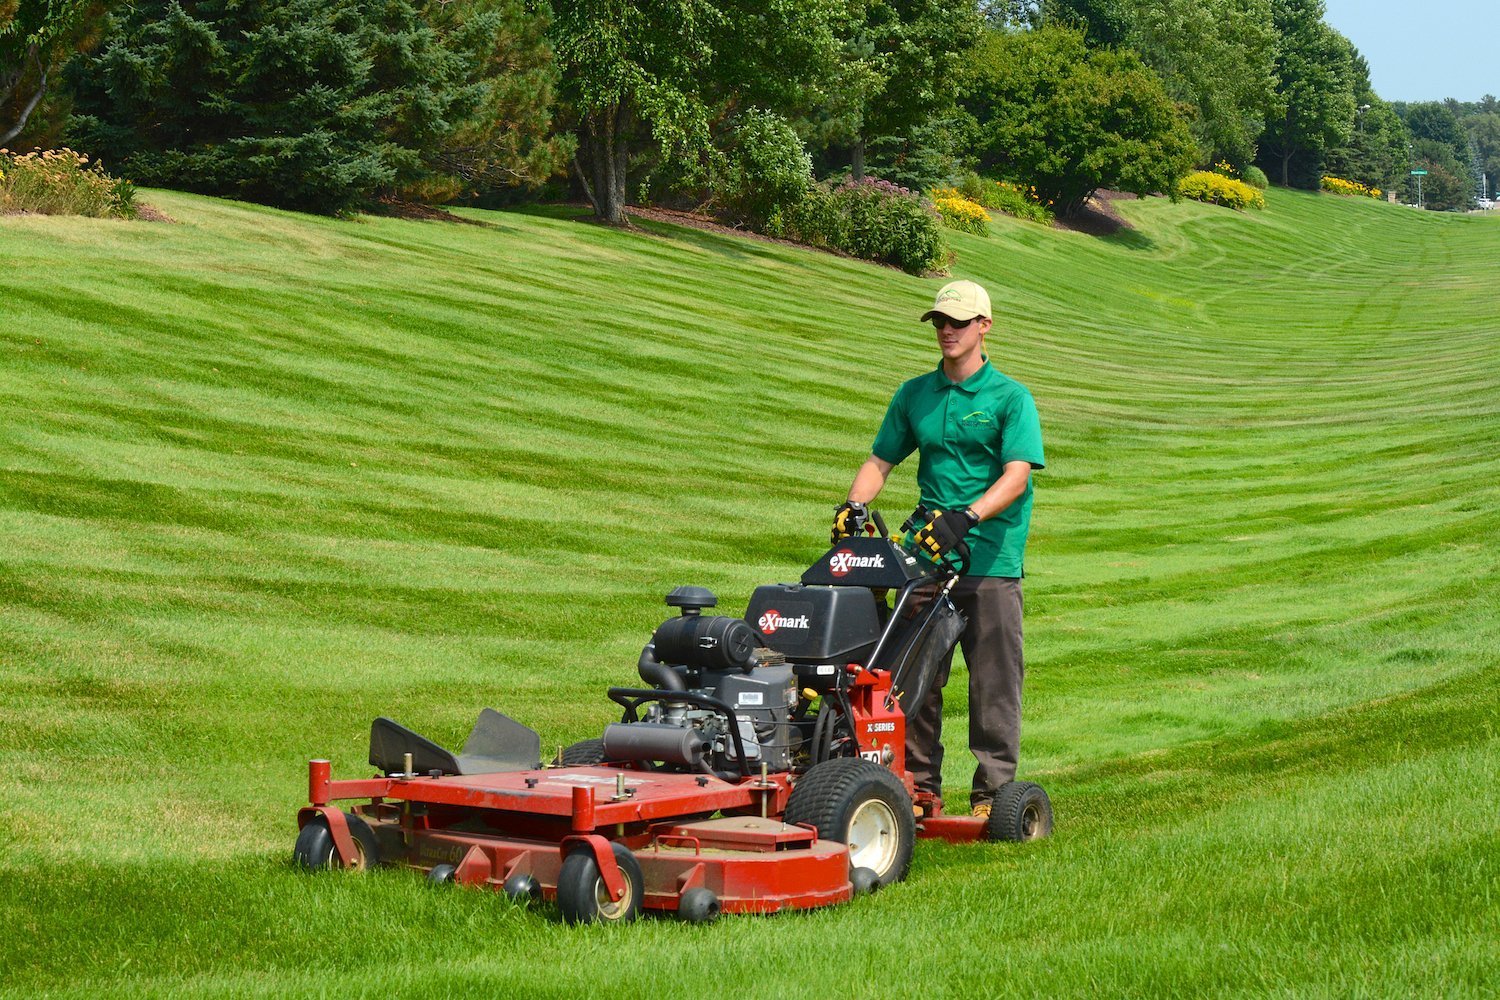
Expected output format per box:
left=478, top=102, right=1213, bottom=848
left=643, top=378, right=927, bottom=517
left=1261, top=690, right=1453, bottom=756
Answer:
left=912, top=508, right=979, bottom=561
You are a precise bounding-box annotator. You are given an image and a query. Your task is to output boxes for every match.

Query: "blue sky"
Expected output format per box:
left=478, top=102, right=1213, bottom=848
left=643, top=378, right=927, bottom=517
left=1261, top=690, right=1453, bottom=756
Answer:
left=1323, top=0, right=1496, bottom=102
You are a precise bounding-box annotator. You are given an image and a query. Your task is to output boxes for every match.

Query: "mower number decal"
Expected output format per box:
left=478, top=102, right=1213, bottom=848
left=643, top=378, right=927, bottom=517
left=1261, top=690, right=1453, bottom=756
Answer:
left=860, top=750, right=882, bottom=764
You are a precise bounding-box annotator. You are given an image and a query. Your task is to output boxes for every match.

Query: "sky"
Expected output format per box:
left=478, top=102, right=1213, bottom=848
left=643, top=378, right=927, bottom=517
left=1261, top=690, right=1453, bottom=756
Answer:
left=1323, top=0, right=1496, bottom=103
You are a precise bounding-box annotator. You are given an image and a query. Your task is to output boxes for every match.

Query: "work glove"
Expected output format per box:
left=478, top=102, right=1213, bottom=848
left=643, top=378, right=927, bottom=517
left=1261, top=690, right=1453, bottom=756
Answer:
left=831, top=500, right=869, bottom=543
left=911, top=508, right=979, bottom=562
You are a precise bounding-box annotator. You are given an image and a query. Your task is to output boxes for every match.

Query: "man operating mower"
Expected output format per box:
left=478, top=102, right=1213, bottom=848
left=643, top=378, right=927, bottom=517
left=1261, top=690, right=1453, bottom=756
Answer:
left=833, top=279, right=1045, bottom=819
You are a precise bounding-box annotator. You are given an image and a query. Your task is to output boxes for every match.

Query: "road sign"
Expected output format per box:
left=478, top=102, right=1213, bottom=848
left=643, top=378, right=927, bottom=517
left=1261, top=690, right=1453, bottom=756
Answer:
left=1410, top=169, right=1428, bottom=175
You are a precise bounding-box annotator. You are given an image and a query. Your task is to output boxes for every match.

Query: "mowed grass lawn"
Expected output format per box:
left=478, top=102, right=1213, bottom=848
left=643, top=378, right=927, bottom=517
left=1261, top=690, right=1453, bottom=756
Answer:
left=2, top=186, right=1497, bottom=998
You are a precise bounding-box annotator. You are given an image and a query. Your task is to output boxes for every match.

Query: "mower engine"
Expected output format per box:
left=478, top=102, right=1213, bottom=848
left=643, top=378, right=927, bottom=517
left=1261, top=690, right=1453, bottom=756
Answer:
left=603, top=574, right=886, bottom=777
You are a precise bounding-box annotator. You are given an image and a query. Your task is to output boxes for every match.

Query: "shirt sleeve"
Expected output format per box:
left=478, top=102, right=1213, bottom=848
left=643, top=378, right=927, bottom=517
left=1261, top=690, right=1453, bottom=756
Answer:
left=1000, top=389, right=1045, bottom=469
left=870, top=383, right=917, bottom=465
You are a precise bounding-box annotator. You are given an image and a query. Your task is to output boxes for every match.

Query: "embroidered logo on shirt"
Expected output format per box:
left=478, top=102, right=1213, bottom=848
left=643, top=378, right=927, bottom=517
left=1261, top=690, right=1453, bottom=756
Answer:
left=959, top=410, right=994, bottom=427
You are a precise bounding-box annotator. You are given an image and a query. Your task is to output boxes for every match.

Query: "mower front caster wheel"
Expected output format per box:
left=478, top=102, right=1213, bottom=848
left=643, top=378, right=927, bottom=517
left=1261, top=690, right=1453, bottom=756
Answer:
left=556, top=842, right=643, bottom=925
left=987, top=781, right=1053, bottom=842
left=677, top=887, right=720, bottom=924
left=293, top=812, right=380, bottom=872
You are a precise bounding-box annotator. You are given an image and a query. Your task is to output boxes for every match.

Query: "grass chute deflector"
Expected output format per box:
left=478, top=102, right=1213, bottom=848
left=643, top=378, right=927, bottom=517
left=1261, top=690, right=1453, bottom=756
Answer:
left=294, top=512, right=1051, bottom=923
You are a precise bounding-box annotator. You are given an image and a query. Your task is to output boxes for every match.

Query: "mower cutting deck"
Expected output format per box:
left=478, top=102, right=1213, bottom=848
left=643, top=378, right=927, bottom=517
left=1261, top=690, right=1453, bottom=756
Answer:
left=295, top=518, right=1052, bottom=923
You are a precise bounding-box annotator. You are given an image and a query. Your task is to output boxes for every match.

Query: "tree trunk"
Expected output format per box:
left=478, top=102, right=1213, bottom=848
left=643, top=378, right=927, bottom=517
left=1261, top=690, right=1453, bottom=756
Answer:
left=851, top=138, right=865, bottom=182
left=0, top=49, right=47, bottom=147
left=1281, top=149, right=1292, bottom=187
left=582, top=106, right=628, bottom=224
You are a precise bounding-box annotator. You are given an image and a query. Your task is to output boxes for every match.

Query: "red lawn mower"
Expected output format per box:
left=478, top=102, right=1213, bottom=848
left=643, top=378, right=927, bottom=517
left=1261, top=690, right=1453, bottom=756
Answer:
left=293, top=512, right=1052, bottom=923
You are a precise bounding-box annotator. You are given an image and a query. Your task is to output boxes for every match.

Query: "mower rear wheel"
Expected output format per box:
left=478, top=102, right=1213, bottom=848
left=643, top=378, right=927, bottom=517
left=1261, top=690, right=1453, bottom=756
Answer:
left=784, top=758, right=914, bottom=886
left=556, top=842, right=643, bottom=925
left=559, top=738, right=607, bottom=766
left=987, top=781, right=1053, bottom=842
left=293, top=812, right=380, bottom=871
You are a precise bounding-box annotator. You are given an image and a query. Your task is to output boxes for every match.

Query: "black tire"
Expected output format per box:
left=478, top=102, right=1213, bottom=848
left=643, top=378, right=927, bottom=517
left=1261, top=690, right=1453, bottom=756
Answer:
left=560, top=738, right=607, bottom=766
left=292, top=812, right=380, bottom=871
left=556, top=842, right=643, bottom=925
left=784, top=758, right=914, bottom=886
left=987, top=781, right=1053, bottom=842
left=677, top=887, right=720, bottom=924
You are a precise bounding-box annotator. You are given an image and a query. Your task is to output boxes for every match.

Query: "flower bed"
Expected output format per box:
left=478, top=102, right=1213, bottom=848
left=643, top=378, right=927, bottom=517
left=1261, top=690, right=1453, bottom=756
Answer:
left=1321, top=175, right=1382, bottom=199
left=929, top=187, right=990, bottom=236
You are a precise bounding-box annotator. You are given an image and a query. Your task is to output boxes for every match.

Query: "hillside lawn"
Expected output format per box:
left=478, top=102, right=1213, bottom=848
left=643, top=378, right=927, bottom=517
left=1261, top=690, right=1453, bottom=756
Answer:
left=1, top=187, right=1497, bottom=998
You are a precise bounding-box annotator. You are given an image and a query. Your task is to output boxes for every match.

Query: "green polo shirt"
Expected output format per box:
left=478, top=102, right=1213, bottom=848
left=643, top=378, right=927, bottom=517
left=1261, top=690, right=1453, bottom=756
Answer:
left=871, top=361, right=1044, bottom=577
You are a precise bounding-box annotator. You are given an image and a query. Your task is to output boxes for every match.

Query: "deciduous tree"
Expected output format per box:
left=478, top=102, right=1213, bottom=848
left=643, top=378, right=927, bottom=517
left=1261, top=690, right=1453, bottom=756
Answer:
left=550, top=0, right=837, bottom=223
left=1258, top=0, right=1355, bottom=187
left=966, top=24, right=1196, bottom=216
left=1121, top=0, right=1276, bottom=168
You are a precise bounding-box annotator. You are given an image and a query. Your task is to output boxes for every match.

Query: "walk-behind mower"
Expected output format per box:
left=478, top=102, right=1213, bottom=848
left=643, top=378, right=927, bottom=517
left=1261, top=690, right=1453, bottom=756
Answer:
left=293, top=512, right=1052, bottom=923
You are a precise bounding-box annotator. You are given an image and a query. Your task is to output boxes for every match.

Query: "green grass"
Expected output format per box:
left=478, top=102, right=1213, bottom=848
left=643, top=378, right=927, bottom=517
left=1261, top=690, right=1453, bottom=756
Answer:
left=2, top=188, right=1497, bottom=998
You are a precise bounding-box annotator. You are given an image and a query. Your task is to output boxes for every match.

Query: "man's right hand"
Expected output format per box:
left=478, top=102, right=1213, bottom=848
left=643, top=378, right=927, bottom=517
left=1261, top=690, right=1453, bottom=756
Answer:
left=831, top=501, right=869, bottom=543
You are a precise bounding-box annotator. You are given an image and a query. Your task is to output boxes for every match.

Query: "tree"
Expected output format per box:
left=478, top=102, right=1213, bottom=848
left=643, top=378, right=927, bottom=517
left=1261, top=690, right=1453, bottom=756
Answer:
left=1395, top=100, right=1468, bottom=165
left=807, top=0, right=981, bottom=183
left=408, top=0, right=569, bottom=202
left=67, top=0, right=563, bottom=214
left=1258, top=0, right=1355, bottom=187
left=549, top=0, right=837, bottom=224
left=965, top=24, right=1196, bottom=216
left=1120, top=0, right=1276, bottom=168
left=1042, top=0, right=1130, bottom=46
left=1322, top=45, right=1408, bottom=192
left=1409, top=137, right=1471, bottom=211
left=1463, top=110, right=1500, bottom=199
left=0, top=0, right=108, bottom=145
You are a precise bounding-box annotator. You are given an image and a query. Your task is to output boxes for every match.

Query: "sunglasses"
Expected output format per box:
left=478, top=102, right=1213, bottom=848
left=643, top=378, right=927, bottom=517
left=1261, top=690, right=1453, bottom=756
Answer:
left=931, top=315, right=978, bottom=331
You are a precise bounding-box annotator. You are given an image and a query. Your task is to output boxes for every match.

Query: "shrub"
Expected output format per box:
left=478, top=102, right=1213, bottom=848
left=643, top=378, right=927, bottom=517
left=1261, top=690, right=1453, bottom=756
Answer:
left=983, top=180, right=1054, bottom=225
left=773, top=177, right=949, bottom=275
left=1242, top=165, right=1269, bottom=190
left=718, top=110, right=813, bottom=228
left=0, top=147, right=136, bottom=217
left=929, top=186, right=990, bottom=236
left=1177, top=170, right=1265, bottom=210
left=1321, top=175, right=1382, bottom=199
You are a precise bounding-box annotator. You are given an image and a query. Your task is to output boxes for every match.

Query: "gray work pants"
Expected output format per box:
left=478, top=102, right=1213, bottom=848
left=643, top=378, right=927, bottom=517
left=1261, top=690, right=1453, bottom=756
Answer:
left=904, top=576, right=1023, bottom=807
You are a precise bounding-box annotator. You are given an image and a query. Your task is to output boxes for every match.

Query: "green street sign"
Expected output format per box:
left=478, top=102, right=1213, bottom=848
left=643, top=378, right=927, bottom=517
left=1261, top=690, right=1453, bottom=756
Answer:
left=1410, top=169, right=1428, bottom=175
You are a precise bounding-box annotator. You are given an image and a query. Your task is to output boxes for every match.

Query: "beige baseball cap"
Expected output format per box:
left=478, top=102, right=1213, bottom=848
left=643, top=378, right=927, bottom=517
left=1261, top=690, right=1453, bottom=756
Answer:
left=920, top=279, right=991, bottom=323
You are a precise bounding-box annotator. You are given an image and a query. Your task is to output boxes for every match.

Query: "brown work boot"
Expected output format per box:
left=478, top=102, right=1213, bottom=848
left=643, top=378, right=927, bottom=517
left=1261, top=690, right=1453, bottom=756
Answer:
left=971, top=802, right=992, bottom=819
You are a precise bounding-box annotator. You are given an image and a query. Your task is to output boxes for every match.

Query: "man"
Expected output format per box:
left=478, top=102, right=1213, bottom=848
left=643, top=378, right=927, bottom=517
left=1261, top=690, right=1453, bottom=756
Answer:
left=832, top=279, right=1044, bottom=818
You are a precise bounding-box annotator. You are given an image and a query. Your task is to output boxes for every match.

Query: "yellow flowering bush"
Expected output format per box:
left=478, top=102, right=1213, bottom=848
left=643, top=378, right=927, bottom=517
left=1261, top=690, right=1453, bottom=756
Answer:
left=1321, top=175, right=1382, bottom=199
left=929, top=187, right=990, bottom=236
left=1178, top=170, right=1266, bottom=211
left=0, top=148, right=137, bottom=218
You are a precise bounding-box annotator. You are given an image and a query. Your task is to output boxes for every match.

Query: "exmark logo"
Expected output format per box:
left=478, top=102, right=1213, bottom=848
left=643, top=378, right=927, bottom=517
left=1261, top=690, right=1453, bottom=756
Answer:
left=829, top=549, right=886, bottom=577
left=757, top=609, right=811, bottom=634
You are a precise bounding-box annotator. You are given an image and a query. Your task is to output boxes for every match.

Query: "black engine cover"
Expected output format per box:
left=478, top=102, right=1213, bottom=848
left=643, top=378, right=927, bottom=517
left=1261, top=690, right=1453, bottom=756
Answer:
left=744, top=584, right=881, bottom=663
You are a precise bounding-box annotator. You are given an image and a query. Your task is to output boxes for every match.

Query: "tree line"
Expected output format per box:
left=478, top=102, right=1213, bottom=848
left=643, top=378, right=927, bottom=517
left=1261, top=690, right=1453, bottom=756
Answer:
left=2, top=0, right=1491, bottom=220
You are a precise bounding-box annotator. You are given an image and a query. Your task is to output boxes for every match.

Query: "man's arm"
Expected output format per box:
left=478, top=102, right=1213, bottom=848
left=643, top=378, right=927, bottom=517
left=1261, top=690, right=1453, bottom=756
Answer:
left=848, top=455, right=894, bottom=504
left=967, top=460, right=1034, bottom=521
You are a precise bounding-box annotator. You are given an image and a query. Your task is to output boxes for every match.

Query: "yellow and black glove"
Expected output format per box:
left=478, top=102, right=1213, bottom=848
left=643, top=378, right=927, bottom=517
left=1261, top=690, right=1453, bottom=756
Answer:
left=911, top=508, right=979, bottom=561
left=831, top=501, right=869, bottom=543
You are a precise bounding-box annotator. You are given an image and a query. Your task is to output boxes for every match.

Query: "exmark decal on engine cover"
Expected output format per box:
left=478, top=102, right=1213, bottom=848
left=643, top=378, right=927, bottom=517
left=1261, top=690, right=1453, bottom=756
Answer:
left=757, top=609, right=811, bottom=634
left=829, top=549, right=886, bottom=577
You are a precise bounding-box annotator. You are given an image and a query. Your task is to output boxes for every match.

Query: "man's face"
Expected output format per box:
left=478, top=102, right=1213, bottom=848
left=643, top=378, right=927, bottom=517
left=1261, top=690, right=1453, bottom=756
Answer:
left=933, top=313, right=991, bottom=361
